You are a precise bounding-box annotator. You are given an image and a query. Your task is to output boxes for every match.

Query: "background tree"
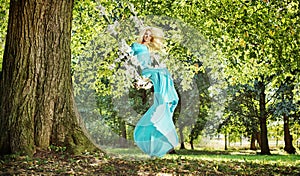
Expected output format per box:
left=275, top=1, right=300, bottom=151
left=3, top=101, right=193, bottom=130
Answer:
left=271, top=77, right=297, bottom=154
left=221, top=84, right=261, bottom=150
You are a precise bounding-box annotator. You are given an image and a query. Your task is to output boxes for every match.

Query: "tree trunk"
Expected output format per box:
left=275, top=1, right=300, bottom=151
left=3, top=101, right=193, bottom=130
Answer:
left=283, top=77, right=296, bottom=154
left=240, top=135, right=242, bottom=146
left=250, top=132, right=257, bottom=150
left=189, top=138, right=194, bottom=150
left=283, top=114, right=296, bottom=154
left=250, top=131, right=261, bottom=150
left=256, top=131, right=261, bottom=148
left=179, top=127, right=186, bottom=149
left=228, top=133, right=230, bottom=147
left=0, top=0, right=97, bottom=156
left=224, top=132, right=228, bottom=150
left=189, top=125, right=199, bottom=150
left=119, top=120, right=127, bottom=148
left=258, top=80, right=271, bottom=155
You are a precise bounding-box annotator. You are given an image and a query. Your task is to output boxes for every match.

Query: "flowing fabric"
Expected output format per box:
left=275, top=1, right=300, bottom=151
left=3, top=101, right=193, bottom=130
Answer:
left=131, top=42, right=179, bottom=157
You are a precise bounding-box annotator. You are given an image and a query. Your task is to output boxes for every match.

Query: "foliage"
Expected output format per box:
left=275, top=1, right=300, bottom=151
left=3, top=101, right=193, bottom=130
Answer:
left=220, top=84, right=259, bottom=138
left=0, top=0, right=9, bottom=71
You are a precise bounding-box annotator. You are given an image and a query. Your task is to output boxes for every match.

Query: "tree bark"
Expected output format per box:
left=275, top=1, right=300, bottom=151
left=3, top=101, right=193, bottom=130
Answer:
left=256, top=131, right=262, bottom=148
left=224, top=132, right=228, bottom=150
left=119, top=119, right=127, bottom=148
left=189, top=126, right=198, bottom=150
left=179, top=127, right=186, bottom=149
left=250, top=131, right=261, bottom=150
left=258, top=80, right=271, bottom=155
left=189, top=139, right=193, bottom=150
left=283, top=114, right=296, bottom=154
left=250, top=132, right=257, bottom=150
left=282, top=77, right=296, bottom=154
left=0, top=0, right=97, bottom=156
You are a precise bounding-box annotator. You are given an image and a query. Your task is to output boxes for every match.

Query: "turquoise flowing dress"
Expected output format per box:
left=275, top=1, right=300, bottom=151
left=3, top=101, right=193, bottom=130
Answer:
left=131, top=42, right=179, bottom=157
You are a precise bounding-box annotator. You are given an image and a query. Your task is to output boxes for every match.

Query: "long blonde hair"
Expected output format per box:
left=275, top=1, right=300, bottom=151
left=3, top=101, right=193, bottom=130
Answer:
left=137, top=26, right=164, bottom=51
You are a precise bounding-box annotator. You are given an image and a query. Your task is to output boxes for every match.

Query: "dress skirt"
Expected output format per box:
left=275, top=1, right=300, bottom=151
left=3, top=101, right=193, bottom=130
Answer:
left=134, top=68, right=179, bottom=157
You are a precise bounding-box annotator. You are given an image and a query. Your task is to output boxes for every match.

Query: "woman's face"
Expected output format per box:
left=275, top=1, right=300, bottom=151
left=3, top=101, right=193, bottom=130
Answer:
left=143, top=30, right=152, bottom=43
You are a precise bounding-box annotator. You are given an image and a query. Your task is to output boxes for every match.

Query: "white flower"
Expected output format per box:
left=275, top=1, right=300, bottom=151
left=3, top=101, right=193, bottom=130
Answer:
left=119, top=39, right=132, bottom=54
left=131, top=56, right=139, bottom=66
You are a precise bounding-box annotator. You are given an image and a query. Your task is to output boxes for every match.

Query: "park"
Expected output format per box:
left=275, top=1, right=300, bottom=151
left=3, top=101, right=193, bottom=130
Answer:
left=0, top=0, right=299, bottom=175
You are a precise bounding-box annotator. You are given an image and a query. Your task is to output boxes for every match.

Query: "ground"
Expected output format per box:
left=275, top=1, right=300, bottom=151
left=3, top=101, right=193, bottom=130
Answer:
left=1, top=149, right=300, bottom=175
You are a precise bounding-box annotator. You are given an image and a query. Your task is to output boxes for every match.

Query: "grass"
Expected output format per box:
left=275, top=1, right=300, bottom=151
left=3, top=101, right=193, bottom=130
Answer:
left=106, top=147, right=300, bottom=164
left=1, top=147, right=300, bottom=175
left=172, top=149, right=300, bottom=166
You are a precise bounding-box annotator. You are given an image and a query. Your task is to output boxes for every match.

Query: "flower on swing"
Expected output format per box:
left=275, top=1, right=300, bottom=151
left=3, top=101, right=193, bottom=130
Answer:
left=119, top=39, right=132, bottom=54
left=135, top=77, right=152, bottom=90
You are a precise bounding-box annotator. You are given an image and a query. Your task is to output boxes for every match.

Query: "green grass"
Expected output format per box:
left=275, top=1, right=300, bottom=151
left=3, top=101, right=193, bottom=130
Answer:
left=172, top=149, right=300, bottom=166
left=102, top=148, right=300, bottom=175
left=1, top=148, right=299, bottom=175
left=106, top=147, right=300, bottom=165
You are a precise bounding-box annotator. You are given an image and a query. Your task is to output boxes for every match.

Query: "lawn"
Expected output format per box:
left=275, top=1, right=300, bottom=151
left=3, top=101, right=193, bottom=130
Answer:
left=1, top=148, right=299, bottom=175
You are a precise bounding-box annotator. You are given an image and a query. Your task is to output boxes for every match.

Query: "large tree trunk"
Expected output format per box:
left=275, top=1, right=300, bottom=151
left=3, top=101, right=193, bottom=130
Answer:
left=258, top=80, right=271, bottom=155
left=0, top=0, right=97, bottom=156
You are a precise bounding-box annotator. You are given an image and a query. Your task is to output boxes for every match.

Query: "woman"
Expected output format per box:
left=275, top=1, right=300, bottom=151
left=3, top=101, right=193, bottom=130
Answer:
left=131, top=27, right=179, bottom=157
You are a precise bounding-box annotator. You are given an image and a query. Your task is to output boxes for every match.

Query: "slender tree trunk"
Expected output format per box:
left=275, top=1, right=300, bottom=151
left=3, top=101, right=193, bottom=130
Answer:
left=250, top=132, right=257, bottom=150
left=228, top=133, right=230, bottom=147
left=0, top=0, right=97, bottom=156
left=179, top=127, right=186, bottom=149
left=121, top=121, right=127, bottom=139
left=240, top=135, right=242, bottom=146
left=224, top=133, right=228, bottom=150
left=189, top=138, right=194, bottom=150
left=142, top=89, right=147, bottom=105
left=256, top=131, right=262, bottom=148
left=258, top=80, right=271, bottom=155
left=189, top=125, right=199, bottom=150
left=297, top=129, right=299, bottom=149
left=283, top=114, right=296, bottom=154
left=189, top=127, right=196, bottom=150
left=119, top=120, right=127, bottom=148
